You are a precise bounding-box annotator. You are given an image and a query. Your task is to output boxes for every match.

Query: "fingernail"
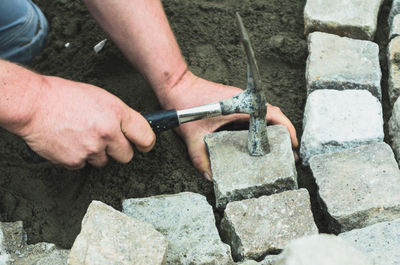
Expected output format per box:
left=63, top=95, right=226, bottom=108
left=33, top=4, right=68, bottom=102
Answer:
left=203, top=172, right=212, bottom=182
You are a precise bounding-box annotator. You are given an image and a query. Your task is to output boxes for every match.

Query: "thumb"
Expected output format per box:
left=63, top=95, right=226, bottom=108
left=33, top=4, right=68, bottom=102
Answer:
left=185, top=135, right=213, bottom=181
left=121, top=107, right=156, bottom=153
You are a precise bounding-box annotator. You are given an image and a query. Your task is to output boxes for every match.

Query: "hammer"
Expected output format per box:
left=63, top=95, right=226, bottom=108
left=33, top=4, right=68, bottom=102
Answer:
left=144, top=13, right=270, bottom=155
left=26, top=13, right=269, bottom=162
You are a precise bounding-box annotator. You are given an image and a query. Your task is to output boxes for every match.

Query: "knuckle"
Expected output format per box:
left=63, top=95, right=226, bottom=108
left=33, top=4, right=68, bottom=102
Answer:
left=141, top=131, right=155, bottom=150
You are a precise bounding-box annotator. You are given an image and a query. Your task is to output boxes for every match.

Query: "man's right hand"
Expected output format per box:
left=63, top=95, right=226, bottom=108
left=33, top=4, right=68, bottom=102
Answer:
left=17, top=76, right=155, bottom=169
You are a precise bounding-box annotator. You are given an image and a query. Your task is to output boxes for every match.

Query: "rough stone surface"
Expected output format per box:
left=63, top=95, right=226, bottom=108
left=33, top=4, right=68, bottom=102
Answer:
left=388, top=36, right=400, bottom=106
left=304, top=0, right=383, bottom=40
left=0, top=221, right=69, bottom=265
left=389, top=97, right=400, bottom=164
left=300, top=90, right=383, bottom=165
left=390, top=15, right=400, bottom=40
left=306, top=32, right=381, bottom=100
left=123, top=192, right=233, bottom=265
left=309, top=143, right=400, bottom=233
left=221, top=189, right=318, bottom=261
left=274, top=234, right=372, bottom=265
left=205, top=125, right=297, bottom=209
left=389, top=0, right=400, bottom=27
left=236, top=255, right=277, bottom=265
left=340, top=219, right=400, bottom=265
left=69, top=200, right=167, bottom=265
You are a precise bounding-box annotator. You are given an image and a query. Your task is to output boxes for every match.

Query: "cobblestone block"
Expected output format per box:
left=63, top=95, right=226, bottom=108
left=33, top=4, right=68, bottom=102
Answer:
left=306, top=32, right=381, bottom=100
left=69, top=201, right=167, bottom=265
left=274, top=234, right=372, bottom=265
left=390, top=15, right=400, bottom=40
left=205, top=125, right=297, bottom=209
left=389, top=97, right=400, bottom=165
left=221, top=189, right=317, bottom=261
left=123, top=192, right=233, bottom=265
left=300, top=90, right=383, bottom=165
left=309, top=143, right=400, bottom=233
left=0, top=221, right=69, bottom=265
left=389, top=0, right=400, bottom=27
left=340, top=219, right=400, bottom=265
left=304, top=0, right=383, bottom=40
left=388, top=36, right=400, bottom=105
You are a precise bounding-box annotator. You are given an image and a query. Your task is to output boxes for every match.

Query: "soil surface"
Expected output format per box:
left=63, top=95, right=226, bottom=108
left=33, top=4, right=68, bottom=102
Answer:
left=0, top=0, right=391, bottom=249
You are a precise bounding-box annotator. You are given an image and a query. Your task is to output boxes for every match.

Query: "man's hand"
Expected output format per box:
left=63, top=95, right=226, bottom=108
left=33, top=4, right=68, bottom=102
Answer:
left=17, top=76, right=155, bottom=169
left=160, top=71, right=299, bottom=181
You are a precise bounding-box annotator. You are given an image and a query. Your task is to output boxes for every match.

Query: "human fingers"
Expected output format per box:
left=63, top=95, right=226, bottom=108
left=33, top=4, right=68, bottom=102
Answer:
left=121, top=107, right=156, bottom=153
left=187, top=136, right=212, bottom=181
left=106, top=130, right=134, bottom=163
left=87, top=150, right=109, bottom=167
left=266, top=104, right=298, bottom=149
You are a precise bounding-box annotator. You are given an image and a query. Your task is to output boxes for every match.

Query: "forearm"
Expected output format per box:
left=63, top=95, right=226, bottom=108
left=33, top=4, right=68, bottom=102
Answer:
left=82, top=0, right=187, bottom=102
left=0, top=59, right=42, bottom=135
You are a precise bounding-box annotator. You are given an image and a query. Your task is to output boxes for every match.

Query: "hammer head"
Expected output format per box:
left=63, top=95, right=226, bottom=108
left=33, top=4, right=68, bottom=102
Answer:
left=222, top=13, right=270, bottom=156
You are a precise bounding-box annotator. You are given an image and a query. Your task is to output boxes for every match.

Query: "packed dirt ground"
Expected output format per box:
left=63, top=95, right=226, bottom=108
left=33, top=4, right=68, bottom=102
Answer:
left=0, top=0, right=392, bottom=248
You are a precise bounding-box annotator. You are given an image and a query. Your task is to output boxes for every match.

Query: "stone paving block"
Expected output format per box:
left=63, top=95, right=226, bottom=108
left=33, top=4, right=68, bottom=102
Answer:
left=390, top=15, right=400, bottom=40
left=122, top=192, right=233, bottom=265
left=300, top=90, right=383, bottom=166
left=0, top=221, right=69, bottom=265
left=388, top=36, right=400, bottom=106
left=306, top=32, right=381, bottom=100
left=274, top=234, right=372, bottom=265
left=389, top=97, right=400, bottom=165
left=221, top=189, right=318, bottom=261
left=69, top=200, right=167, bottom=265
left=309, top=143, right=400, bottom=233
left=340, top=219, right=400, bottom=265
left=389, top=0, right=400, bottom=27
left=304, top=0, right=383, bottom=40
left=205, top=125, right=297, bottom=209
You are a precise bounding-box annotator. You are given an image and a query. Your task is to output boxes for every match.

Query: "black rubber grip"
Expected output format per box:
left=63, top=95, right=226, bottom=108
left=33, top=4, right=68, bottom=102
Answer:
left=143, top=109, right=180, bottom=133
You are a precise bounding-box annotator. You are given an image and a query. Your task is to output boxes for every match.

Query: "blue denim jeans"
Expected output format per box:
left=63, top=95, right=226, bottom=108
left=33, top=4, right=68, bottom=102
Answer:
left=0, top=0, right=48, bottom=64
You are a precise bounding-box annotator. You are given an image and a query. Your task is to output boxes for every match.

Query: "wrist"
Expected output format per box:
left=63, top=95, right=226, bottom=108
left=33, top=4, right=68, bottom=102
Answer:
left=0, top=64, right=45, bottom=137
left=155, top=69, right=197, bottom=110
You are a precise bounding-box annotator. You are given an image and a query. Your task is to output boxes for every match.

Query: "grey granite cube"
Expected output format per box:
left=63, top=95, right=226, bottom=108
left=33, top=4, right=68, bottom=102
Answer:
left=205, top=125, right=297, bottom=209
left=69, top=201, right=167, bottom=265
left=389, top=0, right=400, bottom=27
left=388, top=36, right=400, bottom=106
left=304, top=0, right=383, bottom=40
left=275, top=234, right=372, bottom=265
left=221, top=189, right=318, bottom=261
left=306, top=32, right=381, bottom=100
left=390, top=15, right=400, bottom=40
left=300, top=90, right=383, bottom=166
left=340, top=219, right=400, bottom=265
left=123, top=192, right=233, bottom=265
left=309, top=143, right=400, bottom=233
left=389, top=96, right=400, bottom=165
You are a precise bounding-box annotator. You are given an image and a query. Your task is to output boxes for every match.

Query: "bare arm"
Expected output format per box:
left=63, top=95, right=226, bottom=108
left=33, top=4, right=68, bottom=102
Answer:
left=82, top=0, right=187, bottom=103
left=82, top=0, right=298, bottom=179
left=0, top=59, right=155, bottom=169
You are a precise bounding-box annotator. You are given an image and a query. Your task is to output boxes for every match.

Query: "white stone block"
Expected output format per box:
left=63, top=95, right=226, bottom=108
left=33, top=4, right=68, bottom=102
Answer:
left=221, top=189, right=318, bottom=261
left=304, top=0, right=383, bottom=40
left=300, top=90, right=383, bottom=165
left=309, top=143, right=400, bottom=233
left=205, top=125, right=297, bottom=209
left=274, top=234, right=372, bottom=265
left=388, top=36, right=400, bottom=106
left=390, top=15, right=400, bottom=40
left=69, top=201, right=167, bottom=265
left=340, top=219, right=400, bottom=265
left=306, top=32, right=381, bottom=100
left=389, top=96, right=400, bottom=165
left=123, top=192, right=233, bottom=265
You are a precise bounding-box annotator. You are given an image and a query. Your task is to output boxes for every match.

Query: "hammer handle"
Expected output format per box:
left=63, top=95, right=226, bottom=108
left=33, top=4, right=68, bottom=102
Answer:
left=143, top=109, right=180, bottom=133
